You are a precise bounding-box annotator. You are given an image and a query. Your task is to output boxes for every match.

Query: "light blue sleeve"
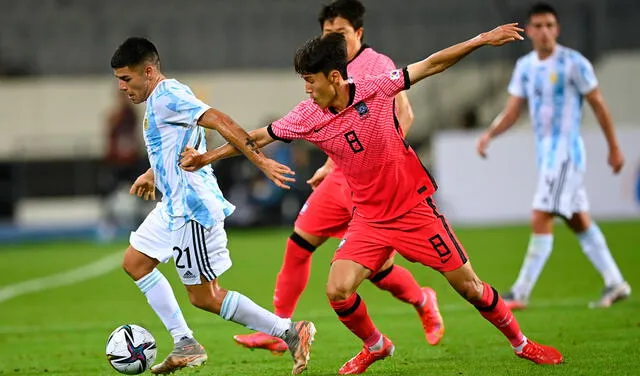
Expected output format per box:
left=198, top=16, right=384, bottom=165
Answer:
left=507, top=58, right=527, bottom=98
left=572, top=53, right=598, bottom=95
left=156, top=84, right=211, bottom=127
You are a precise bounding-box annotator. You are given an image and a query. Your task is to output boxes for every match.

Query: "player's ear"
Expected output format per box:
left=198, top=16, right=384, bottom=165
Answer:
left=329, top=70, right=341, bottom=84
left=144, top=65, right=153, bottom=79
left=355, top=27, right=364, bottom=42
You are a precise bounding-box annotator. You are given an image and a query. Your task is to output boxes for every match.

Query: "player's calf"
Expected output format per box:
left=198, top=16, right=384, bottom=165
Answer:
left=444, top=263, right=563, bottom=364
left=186, top=279, right=226, bottom=314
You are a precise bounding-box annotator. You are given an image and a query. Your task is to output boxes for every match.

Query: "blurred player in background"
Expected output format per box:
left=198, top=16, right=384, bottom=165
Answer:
left=232, top=0, right=444, bottom=355
left=110, top=37, right=314, bottom=375
left=476, top=2, right=631, bottom=310
left=98, top=89, right=143, bottom=240
left=183, top=26, right=565, bottom=374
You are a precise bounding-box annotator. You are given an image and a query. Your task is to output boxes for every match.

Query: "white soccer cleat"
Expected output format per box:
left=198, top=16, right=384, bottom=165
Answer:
left=588, top=281, right=631, bottom=309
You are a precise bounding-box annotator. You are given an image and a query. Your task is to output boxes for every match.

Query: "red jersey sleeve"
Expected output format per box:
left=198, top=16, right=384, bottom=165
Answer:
left=267, top=99, right=318, bottom=143
left=368, top=67, right=411, bottom=98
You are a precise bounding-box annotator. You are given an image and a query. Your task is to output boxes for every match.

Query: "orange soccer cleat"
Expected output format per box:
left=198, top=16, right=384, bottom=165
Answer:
left=338, top=336, right=395, bottom=375
left=416, top=287, right=445, bottom=345
left=516, top=340, right=563, bottom=365
left=233, top=332, right=288, bottom=355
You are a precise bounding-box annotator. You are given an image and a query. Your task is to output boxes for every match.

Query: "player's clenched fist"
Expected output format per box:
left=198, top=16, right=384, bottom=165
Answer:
left=480, top=23, right=524, bottom=46
left=129, top=169, right=156, bottom=201
left=180, top=146, right=206, bottom=172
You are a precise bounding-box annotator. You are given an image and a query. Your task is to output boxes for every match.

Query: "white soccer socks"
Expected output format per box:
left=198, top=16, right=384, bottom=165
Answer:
left=578, top=223, right=624, bottom=287
left=135, top=269, right=193, bottom=343
left=220, top=291, right=291, bottom=338
left=512, top=234, right=553, bottom=300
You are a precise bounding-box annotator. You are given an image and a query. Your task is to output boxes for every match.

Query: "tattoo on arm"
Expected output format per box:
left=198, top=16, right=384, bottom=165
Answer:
left=245, top=137, right=261, bottom=154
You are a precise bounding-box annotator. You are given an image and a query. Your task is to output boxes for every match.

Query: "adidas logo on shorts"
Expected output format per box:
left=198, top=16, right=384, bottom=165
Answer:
left=183, top=270, right=197, bottom=280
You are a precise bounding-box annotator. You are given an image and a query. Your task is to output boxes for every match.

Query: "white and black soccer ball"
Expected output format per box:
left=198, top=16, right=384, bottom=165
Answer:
left=106, top=324, right=157, bottom=375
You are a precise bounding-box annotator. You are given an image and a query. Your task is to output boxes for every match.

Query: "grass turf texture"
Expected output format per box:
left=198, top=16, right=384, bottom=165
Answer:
left=0, top=221, right=638, bottom=375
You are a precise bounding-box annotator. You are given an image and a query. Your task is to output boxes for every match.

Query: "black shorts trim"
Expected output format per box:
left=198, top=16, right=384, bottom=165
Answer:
left=190, top=222, right=212, bottom=281
left=552, top=160, right=569, bottom=214
left=425, top=197, right=467, bottom=264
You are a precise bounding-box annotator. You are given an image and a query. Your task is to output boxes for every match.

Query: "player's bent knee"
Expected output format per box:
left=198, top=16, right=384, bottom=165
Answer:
left=531, top=210, right=554, bottom=234
left=122, top=246, right=157, bottom=280
left=326, top=283, right=355, bottom=302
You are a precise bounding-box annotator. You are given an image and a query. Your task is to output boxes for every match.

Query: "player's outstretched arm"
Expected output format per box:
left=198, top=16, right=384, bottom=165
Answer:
left=406, top=23, right=523, bottom=85
left=181, top=126, right=276, bottom=167
left=197, top=111, right=294, bottom=188
left=585, top=88, right=624, bottom=173
left=476, top=95, right=525, bottom=158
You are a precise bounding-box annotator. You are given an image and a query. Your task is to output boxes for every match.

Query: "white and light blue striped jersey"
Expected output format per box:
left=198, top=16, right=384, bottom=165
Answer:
left=144, top=79, right=235, bottom=231
left=508, top=45, right=598, bottom=171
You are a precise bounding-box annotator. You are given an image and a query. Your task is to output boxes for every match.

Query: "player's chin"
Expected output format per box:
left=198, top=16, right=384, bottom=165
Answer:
left=128, top=95, right=142, bottom=104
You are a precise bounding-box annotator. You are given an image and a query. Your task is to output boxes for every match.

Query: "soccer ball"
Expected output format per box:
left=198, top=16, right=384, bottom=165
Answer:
left=106, top=324, right=157, bottom=375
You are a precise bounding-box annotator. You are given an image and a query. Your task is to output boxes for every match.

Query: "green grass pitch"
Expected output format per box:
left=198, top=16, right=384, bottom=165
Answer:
left=0, top=220, right=638, bottom=375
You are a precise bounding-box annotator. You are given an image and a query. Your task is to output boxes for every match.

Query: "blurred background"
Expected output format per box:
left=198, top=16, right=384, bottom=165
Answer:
left=0, top=1, right=639, bottom=375
left=0, top=0, right=637, bottom=241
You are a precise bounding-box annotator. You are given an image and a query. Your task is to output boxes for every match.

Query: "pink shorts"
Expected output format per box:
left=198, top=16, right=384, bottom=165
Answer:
left=295, top=170, right=353, bottom=238
left=332, top=198, right=469, bottom=273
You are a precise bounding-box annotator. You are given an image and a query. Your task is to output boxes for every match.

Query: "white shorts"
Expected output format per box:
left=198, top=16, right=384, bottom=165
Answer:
left=130, top=206, right=232, bottom=285
left=532, top=160, right=589, bottom=219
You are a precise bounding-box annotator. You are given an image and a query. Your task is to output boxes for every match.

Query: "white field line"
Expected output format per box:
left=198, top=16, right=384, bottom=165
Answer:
left=0, top=251, right=123, bottom=304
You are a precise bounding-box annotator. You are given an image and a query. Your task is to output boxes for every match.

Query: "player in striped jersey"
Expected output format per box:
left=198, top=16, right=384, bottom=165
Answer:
left=476, top=2, right=630, bottom=310
left=111, top=37, right=314, bottom=375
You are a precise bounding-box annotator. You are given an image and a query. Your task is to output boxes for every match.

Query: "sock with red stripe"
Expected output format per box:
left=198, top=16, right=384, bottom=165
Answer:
left=330, top=293, right=382, bottom=348
left=475, top=282, right=526, bottom=348
left=370, top=265, right=425, bottom=307
left=273, top=232, right=316, bottom=318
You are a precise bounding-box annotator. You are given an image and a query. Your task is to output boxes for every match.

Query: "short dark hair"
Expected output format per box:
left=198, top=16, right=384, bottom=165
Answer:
left=318, top=0, right=366, bottom=30
left=294, top=33, right=348, bottom=79
left=110, top=37, right=160, bottom=69
left=527, top=2, right=559, bottom=22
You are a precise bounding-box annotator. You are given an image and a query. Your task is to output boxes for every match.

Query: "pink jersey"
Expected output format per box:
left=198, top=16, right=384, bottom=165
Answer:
left=331, top=45, right=397, bottom=176
left=268, top=68, right=437, bottom=222
left=348, top=45, right=396, bottom=81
